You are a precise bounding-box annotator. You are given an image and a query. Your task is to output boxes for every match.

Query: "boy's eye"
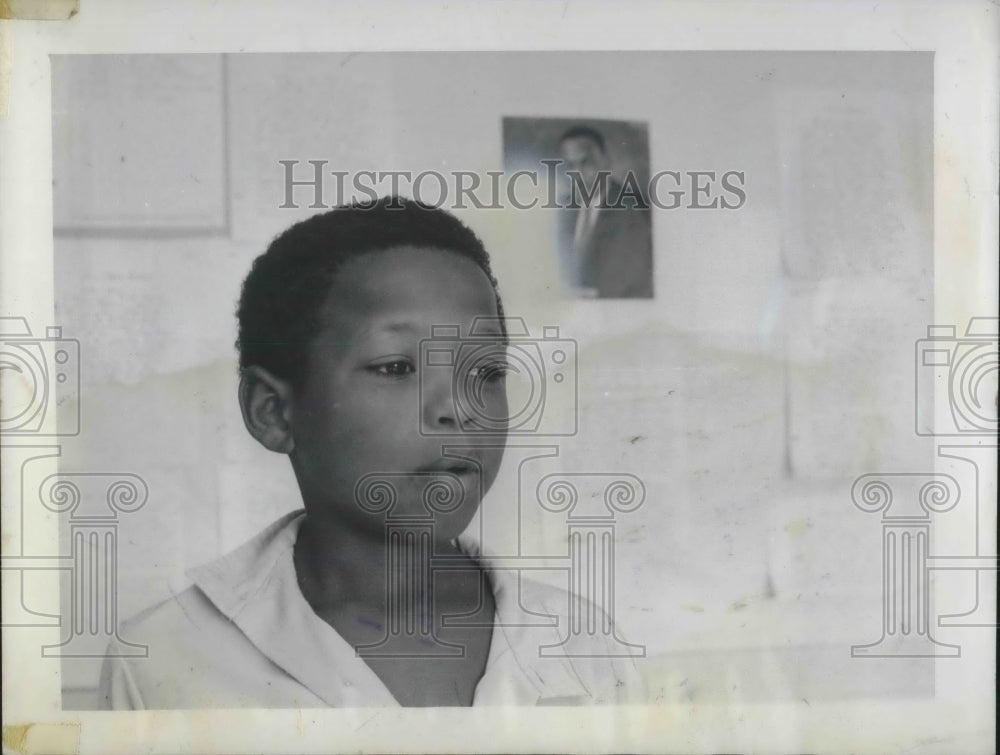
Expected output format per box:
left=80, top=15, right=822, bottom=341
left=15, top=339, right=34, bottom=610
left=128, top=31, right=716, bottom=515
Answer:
left=467, top=360, right=510, bottom=383
left=370, top=359, right=415, bottom=378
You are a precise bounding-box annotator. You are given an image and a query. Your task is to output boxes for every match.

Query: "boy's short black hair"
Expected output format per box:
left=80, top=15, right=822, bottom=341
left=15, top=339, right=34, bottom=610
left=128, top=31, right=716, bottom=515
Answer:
left=559, top=125, right=606, bottom=153
left=236, top=195, right=505, bottom=387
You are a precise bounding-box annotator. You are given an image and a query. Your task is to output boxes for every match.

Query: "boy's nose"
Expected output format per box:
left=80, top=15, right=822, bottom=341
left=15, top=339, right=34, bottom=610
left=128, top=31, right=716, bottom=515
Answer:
left=422, top=375, right=475, bottom=431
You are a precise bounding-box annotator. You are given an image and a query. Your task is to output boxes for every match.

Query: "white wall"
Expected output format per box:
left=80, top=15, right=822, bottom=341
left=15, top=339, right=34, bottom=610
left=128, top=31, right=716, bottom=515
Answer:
left=52, top=52, right=934, bottom=706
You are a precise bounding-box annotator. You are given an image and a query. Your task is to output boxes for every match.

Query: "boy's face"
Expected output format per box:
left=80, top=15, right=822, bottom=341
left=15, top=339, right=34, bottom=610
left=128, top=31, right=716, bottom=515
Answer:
left=288, top=245, right=508, bottom=542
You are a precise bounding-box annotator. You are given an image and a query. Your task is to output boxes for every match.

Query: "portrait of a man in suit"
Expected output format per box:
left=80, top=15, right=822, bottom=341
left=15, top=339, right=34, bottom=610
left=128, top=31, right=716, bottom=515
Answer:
left=556, top=125, right=654, bottom=299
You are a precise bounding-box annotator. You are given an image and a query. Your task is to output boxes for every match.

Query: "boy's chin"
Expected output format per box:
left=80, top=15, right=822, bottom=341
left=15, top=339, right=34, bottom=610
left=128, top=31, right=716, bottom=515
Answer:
left=431, top=512, right=480, bottom=546
left=376, top=501, right=481, bottom=543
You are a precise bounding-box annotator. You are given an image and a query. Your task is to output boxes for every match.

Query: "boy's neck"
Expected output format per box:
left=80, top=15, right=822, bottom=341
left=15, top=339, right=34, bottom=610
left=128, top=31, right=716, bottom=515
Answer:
left=292, top=512, right=473, bottom=614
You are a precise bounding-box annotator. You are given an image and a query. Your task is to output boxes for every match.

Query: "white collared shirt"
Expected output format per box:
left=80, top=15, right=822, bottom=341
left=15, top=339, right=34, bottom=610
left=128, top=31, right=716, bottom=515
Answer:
left=99, top=510, right=646, bottom=708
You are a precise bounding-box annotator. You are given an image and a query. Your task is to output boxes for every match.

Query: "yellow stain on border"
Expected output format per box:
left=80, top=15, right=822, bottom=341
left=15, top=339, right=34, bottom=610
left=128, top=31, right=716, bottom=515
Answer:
left=0, top=0, right=78, bottom=20
left=0, top=20, right=9, bottom=117
left=0, top=0, right=76, bottom=116
left=3, top=724, right=81, bottom=755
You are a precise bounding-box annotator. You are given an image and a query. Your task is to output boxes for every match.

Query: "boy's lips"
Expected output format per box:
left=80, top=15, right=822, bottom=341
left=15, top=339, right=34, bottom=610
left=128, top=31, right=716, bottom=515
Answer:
left=419, top=458, right=482, bottom=476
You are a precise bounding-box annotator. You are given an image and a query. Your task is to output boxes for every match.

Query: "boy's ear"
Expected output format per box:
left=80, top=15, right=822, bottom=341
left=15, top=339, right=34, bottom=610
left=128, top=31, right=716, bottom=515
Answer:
left=238, top=366, right=296, bottom=454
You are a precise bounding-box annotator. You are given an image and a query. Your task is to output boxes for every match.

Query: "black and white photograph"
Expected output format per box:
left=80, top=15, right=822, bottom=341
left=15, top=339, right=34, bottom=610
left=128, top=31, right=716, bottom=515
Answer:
left=503, top=116, right=655, bottom=299
left=1, top=3, right=996, bottom=754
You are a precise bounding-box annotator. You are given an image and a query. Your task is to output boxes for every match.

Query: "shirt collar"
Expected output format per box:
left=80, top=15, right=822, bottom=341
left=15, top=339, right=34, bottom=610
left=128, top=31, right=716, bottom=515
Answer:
left=460, top=532, right=597, bottom=702
left=189, top=510, right=591, bottom=705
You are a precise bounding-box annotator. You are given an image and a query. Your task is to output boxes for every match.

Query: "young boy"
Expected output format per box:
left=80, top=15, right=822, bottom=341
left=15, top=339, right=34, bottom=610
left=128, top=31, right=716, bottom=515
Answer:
left=100, top=197, right=644, bottom=708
